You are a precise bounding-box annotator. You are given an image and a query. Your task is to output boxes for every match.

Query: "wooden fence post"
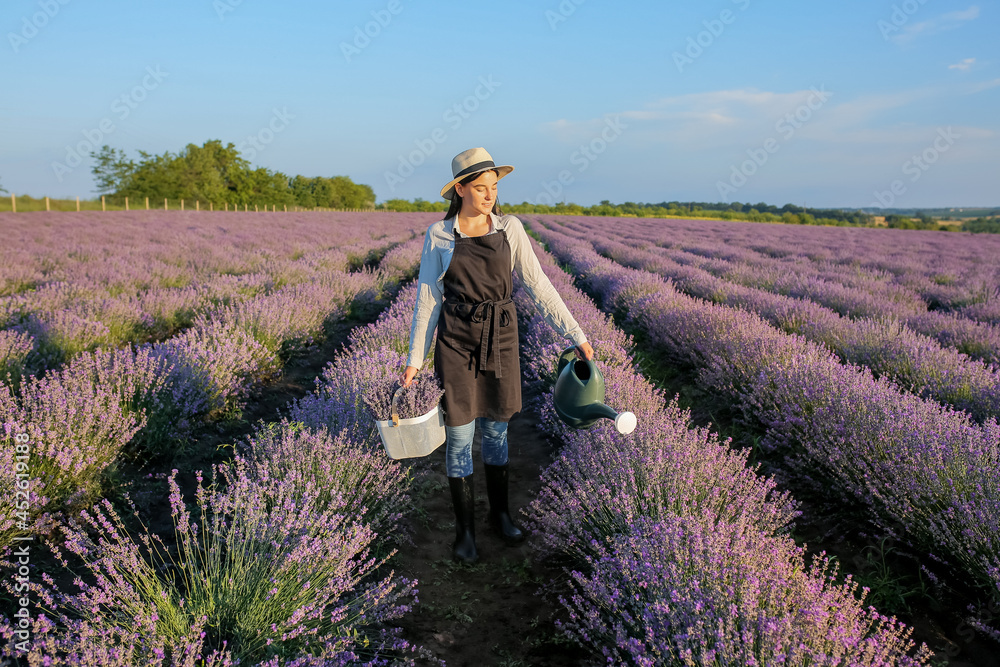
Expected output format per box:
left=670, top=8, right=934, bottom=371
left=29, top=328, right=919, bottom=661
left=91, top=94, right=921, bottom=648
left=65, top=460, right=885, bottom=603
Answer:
left=284, top=204, right=287, bottom=212
left=225, top=202, right=228, bottom=212
left=145, top=197, right=149, bottom=210
left=101, top=196, right=106, bottom=212
left=164, top=198, right=168, bottom=210
left=181, top=199, right=185, bottom=211
left=45, top=196, right=50, bottom=211
left=125, top=196, right=129, bottom=211
left=210, top=202, right=213, bottom=211
left=255, top=204, right=259, bottom=212
left=196, top=200, right=200, bottom=211
left=11, top=194, right=15, bottom=213
left=76, top=197, right=80, bottom=212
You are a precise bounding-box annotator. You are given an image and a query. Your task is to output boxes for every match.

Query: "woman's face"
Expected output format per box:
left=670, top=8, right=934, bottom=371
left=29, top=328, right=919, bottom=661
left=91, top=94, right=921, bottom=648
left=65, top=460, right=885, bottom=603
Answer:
left=455, top=170, right=498, bottom=217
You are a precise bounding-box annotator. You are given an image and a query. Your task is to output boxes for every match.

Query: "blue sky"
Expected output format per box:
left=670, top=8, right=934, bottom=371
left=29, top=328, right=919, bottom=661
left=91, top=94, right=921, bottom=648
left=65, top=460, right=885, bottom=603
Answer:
left=2, top=0, right=997, bottom=209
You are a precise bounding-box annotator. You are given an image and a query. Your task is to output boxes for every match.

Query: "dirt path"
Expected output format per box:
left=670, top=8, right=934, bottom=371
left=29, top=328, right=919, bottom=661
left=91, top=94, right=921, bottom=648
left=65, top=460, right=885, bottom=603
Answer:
left=391, top=383, right=589, bottom=667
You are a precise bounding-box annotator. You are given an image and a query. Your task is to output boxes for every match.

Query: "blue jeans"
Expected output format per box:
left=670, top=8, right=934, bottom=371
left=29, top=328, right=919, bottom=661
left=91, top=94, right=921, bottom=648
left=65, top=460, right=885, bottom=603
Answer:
left=445, top=418, right=509, bottom=478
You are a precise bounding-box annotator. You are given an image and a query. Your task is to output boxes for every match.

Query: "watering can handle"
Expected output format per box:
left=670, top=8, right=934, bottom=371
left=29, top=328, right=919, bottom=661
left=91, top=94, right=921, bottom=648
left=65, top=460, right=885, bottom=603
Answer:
left=390, top=386, right=406, bottom=426
left=557, top=345, right=580, bottom=377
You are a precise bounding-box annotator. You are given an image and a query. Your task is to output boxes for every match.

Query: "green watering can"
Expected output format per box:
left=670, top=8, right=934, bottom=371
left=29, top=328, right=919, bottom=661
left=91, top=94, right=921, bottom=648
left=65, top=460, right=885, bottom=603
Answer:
left=553, top=346, right=637, bottom=434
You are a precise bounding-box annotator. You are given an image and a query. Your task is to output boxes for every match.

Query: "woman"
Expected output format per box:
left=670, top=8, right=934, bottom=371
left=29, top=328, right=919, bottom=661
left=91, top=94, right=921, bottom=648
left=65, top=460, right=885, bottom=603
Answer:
left=403, top=147, right=594, bottom=564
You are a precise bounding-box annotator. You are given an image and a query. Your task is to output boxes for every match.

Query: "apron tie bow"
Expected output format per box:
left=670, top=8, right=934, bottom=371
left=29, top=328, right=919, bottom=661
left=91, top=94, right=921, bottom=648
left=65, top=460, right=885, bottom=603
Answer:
left=459, top=298, right=513, bottom=378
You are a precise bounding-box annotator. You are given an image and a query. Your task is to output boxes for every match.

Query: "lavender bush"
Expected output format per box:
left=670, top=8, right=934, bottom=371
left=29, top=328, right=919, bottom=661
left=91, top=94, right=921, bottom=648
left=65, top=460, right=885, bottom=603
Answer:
left=149, top=318, right=282, bottom=420
left=0, top=211, right=438, bottom=376
left=1, top=465, right=417, bottom=665
left=514, top=230, right=930, bottom=663
left=587, top=234, right=1000, bottom=423
left=554, top=214, right=1000, bottom=364
left=0, top=327, right=34, bottom=391
left=561, top=517, right=931, bottom=666
left=959, top=299, right=1000, bottom=327
left=241, top=421, right=410, bottom=541
left=529, top=217, right=1000, bottom=634
left=0, top=360, right=144, bottom=541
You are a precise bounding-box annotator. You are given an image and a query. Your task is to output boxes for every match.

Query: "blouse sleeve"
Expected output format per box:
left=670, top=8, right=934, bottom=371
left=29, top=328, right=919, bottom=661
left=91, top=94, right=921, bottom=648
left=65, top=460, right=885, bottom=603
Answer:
left=506, top=215, right=588, bottom=347
left=407, top=227, right=444, bottom=369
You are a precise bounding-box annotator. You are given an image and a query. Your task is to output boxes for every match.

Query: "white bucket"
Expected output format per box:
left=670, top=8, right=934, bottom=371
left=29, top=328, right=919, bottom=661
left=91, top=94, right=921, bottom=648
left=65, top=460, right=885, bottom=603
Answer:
left=375, top=387, right=446, bottom=459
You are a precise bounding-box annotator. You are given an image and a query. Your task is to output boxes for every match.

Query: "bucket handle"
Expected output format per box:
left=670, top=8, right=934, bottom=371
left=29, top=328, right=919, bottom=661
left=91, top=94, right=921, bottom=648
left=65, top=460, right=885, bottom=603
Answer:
left=390, top=385, right=406, bottom=427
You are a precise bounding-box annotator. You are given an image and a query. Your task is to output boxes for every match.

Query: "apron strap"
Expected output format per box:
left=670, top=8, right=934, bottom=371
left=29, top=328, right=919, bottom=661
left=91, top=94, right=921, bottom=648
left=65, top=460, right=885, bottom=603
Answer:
left=452, top=298, right=513, bottom=378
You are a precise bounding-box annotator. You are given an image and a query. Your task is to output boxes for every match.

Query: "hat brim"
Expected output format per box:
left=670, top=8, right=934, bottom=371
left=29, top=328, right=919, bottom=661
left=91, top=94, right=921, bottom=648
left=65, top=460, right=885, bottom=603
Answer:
left=440, top=165, right=514, bottom=200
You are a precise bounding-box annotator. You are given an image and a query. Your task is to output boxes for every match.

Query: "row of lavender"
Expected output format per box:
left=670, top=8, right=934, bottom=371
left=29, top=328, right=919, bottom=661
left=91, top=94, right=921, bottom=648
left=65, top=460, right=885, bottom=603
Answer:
left=0, top=211, right=438, bottom=379
left=513, top=231, right=930, bottom=663
left=0, top=234, right=424, bottom=559
left=553, top=216, right=1000, bottom=364
left=587, top=215, right=1000, bottom=323
left=566, top=223, right=1000, bottom=425
left=2, top=239, right=432, bottom=665
left=528, top=217, right=1000, bottom=640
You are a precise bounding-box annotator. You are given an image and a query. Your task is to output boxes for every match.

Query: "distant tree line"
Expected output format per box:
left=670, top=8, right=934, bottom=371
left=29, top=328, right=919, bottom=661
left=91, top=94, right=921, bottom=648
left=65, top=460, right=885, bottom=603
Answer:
left=91, top=140, right=375, bottom=209
left=884, top=213, right=943, bottom=230
left=961, top=217, right=1000, bottom=234
left=378, top=197, right=875, bottom=227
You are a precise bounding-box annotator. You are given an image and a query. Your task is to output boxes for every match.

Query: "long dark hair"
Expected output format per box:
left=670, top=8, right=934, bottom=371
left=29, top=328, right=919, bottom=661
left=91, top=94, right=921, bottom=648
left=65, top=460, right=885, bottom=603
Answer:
left=445, top=168, right=504, bottom=220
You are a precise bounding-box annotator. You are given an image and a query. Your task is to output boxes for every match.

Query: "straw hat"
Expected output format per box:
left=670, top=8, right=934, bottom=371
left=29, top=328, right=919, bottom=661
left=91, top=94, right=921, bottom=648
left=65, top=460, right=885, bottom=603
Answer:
left=440, top=147, right=514, bottom=200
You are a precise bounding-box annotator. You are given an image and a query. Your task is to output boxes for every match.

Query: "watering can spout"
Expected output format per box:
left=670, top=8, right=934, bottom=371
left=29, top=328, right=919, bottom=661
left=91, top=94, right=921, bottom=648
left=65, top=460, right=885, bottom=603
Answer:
left=552, top=346, right=637, bottom=434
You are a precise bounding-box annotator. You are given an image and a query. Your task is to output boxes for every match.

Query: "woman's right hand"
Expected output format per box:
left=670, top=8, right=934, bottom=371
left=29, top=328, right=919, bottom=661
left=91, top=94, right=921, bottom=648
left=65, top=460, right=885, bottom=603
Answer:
left=402, top=365, right=419, bottom=387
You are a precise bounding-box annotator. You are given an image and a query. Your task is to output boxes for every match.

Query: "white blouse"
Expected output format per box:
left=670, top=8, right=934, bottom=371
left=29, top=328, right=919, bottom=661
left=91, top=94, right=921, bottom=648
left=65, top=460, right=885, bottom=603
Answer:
left=407, top=212, right=588, bottom=370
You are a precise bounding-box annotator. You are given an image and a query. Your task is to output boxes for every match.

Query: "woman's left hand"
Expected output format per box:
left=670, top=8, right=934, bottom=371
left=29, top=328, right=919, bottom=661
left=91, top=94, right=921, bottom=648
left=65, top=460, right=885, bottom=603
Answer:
left=575, top=342, right=594, bottom=361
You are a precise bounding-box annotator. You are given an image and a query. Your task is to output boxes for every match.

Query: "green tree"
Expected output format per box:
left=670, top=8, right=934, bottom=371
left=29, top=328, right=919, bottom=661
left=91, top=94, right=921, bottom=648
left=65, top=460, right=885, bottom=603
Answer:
left=290, top=175, right=317, bottom=208
left=90, top=146, right=135, bottom=196
left=173, top=140, right=248, bottom=204
left=88, top=139, right=374, bottom=210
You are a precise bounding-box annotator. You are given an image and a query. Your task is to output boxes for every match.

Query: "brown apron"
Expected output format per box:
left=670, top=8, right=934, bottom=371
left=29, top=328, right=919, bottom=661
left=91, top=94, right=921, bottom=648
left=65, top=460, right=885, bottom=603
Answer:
left=434, top=225, right=521, bottom=427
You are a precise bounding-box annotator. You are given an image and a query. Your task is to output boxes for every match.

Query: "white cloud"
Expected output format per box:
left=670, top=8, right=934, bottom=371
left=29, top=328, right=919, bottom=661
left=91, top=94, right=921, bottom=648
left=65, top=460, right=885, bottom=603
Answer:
left=893, top=5, right=980, bottom=44
left=532, top=84, right=998, bottom=208
left=541, top=83, right=1000, bottom=154
left=970, top=77, right=1000, bottom=93
left=949, top=57, right=976, bottom=71
left=541, top=87, right=836, bottom=146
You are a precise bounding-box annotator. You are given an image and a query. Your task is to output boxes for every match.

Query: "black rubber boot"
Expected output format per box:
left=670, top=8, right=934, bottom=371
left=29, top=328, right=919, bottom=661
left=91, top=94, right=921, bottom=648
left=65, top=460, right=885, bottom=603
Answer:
left=484, top=463, right=525, bottom=545
left=448, top=474, right=478, bottom=564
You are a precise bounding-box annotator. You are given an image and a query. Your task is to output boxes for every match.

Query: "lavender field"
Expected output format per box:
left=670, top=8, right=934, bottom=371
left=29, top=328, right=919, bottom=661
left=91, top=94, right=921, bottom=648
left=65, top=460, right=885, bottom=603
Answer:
left=526, top=214, right=1000, bottom=664
left=1, top=211, right=440, bottom=665
left=6, top=210, right=1000, bottom=665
